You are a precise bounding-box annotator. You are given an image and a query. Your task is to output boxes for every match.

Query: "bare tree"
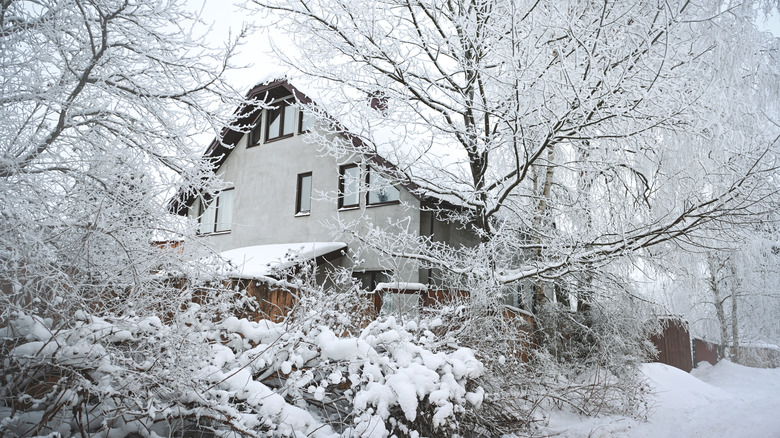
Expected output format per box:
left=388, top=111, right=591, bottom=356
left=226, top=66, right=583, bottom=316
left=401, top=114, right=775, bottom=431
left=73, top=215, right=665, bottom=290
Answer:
left=234, top=0, right=780, bottom=429
left=249, top=0, right=780, bottom=313
left=0, top=0, right=250, bottom=435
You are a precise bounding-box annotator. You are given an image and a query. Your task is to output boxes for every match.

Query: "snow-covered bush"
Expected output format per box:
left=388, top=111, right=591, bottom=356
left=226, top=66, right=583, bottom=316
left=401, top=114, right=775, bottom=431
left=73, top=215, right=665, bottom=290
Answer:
left=0, top=284, right=249, bottom=437
left=0, top=280, right=486, bottom=437
left=220, top=283, right=486, bottom=437
left=405, top=272, right=656, bottom=434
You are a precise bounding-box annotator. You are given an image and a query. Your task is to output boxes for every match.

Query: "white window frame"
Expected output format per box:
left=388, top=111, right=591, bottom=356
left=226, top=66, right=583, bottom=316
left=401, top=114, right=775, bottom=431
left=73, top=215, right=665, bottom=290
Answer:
left=199, top=188, right=234, bottom=234
left=366, top=167, right=400, bottom=206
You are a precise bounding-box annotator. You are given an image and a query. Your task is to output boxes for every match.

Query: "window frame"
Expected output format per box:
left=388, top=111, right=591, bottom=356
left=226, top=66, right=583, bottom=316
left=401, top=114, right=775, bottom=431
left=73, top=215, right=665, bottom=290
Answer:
left=198, top=188, right=235, bottom=235
left=366, top=167, right=401, bottom=207
left=295, top=172, right=313, bottom=216
left=338, top=164, right=361, bottom=209
left=247, top=114, right=263, bottom=147
left=298, top=107, right=314, bottom=134
left=265, top=99, right=296, bottom=143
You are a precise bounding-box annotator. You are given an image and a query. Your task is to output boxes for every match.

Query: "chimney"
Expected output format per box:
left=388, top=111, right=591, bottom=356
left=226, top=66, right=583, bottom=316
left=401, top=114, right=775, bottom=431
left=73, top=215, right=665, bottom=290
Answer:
left=369, top=91, right=388, bottom=115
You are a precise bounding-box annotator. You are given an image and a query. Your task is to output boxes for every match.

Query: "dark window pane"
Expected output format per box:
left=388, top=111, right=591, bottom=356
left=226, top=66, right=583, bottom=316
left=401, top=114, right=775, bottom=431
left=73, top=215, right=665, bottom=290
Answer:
left=352, top=270, right=390, bottom=291
left=249, top=115, right=263, bottom=145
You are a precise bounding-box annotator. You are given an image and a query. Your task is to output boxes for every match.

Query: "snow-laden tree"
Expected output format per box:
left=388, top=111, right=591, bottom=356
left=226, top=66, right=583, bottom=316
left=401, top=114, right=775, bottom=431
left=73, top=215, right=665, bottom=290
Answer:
left=245, top=0, right=780, bottom=428
left=249, top=0, right=780, bottom=311
left=0, top=0, right=246, bottom=313
left=0, top=1, right=256, bottom=435
left=650, top=221, right=780, bottom=366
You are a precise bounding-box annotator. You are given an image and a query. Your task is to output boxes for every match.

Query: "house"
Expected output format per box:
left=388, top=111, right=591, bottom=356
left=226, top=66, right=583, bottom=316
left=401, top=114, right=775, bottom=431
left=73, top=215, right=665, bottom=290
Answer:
left=169, top=79, right=479, bottom=311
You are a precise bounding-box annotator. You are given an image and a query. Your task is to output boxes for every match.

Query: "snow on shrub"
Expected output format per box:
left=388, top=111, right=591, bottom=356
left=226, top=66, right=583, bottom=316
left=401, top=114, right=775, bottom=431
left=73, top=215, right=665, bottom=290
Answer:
left=0, top=304, right=484, bottom=437
left=207, top=314, right=485, bottom=437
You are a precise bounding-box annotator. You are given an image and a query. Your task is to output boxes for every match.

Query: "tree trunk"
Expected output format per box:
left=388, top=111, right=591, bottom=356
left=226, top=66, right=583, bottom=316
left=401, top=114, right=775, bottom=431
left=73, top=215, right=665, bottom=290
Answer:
left=707, top=254, right=729, bottom=360
left=730, top=260, right=741, bottom=364
left=532, top=144, right=557, bottom=313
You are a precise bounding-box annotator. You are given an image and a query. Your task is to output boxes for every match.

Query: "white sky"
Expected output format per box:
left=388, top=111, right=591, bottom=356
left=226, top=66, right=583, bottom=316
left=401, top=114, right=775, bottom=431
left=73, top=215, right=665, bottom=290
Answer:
left=186, top=0, right=286, bottom=91
left=187, top=0, right=780, bottom=95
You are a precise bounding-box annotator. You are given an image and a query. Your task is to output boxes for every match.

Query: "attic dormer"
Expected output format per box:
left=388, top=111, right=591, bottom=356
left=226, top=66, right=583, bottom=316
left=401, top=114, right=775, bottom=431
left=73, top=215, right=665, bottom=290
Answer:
left=247, top=96, right=316, bottom=147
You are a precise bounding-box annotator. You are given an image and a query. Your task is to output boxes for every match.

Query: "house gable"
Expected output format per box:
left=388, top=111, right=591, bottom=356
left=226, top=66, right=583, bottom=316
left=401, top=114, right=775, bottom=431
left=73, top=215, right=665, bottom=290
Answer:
left=170, top=79, right=479, bottom=288
left=169, top=79, right=453, bottom=216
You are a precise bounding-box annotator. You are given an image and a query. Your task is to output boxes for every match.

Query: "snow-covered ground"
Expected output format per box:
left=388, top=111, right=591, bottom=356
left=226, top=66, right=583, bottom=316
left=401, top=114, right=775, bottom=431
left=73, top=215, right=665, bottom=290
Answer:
left=544, top=361, right=780, bottom=437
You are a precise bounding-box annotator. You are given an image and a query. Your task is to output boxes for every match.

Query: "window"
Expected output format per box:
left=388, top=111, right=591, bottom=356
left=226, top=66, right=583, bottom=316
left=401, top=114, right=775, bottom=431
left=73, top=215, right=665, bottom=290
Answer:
left=296, top=172, right=312, bottom=215
left=199, top=189, right=234, bottom=234
left=298, top=108, right=315, bottom=133
left=248, top=114, right=263, bottom=146
left=266, top=99, right=296, bottom=142
left=367, top=168, right=400, bottom=205
left=339, top=164, right=360, bottom=208
left=352, top=270, right=390, bottom=291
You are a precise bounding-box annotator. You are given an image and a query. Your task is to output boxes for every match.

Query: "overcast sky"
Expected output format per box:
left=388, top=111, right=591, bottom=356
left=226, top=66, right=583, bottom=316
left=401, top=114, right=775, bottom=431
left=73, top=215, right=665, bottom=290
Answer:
left=186, top=0, right=284, bottom=91
left=186, top=0, right=780, bottom=94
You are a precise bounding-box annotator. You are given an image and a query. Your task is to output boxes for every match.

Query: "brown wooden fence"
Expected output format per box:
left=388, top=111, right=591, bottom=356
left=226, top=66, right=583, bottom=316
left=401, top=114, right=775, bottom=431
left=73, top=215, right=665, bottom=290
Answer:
left=692, top=339, right=780, bottom=368
left=693, top=338, right=719, bottom=366
left=229, top=279, right=298, bottom=323
left=650, top=317, right=692, bottom=372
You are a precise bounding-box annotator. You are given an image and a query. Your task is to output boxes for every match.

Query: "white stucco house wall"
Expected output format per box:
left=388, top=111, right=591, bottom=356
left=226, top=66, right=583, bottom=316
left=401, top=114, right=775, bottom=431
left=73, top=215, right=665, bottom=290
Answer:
left=170, top=79, right=478, bottom=296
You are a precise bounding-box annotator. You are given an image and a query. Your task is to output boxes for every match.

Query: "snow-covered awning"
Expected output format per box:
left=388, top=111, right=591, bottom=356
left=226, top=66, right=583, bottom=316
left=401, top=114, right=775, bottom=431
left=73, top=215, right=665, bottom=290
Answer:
left=220, top=242, right=347, bottom=279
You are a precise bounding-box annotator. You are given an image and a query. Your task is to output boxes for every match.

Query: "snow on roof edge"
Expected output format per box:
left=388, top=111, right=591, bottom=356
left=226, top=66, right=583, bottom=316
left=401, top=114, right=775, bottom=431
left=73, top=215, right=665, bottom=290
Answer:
left=220, top=242, right=347, bottom=279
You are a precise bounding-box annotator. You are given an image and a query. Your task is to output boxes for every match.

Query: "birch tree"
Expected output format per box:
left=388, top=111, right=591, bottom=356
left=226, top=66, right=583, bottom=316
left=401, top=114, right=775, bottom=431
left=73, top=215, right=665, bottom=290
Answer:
left=693, top=229, right=780, bottom=364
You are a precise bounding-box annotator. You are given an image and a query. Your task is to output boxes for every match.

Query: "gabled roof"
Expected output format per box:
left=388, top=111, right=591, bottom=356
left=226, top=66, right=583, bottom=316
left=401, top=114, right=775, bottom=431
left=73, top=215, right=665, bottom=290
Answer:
left=168, top=78, right=446, bottom=215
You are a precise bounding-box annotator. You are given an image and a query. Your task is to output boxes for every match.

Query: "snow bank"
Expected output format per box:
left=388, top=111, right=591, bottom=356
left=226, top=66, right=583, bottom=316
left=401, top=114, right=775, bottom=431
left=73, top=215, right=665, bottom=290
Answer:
left=544, top=360, right=780, bottom=437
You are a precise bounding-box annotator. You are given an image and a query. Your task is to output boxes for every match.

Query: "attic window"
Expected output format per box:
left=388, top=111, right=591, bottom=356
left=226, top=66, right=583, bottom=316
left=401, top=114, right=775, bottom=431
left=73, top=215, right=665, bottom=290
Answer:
left=248, top=114, right=263, bottom=146
left=298, top=108, right=314, bottom=133
left=339, top=164, right=360, bottom=209
left=199, top=188, right=234, bottom=234
left=366, top=168, right=400, bottom=205
left=266, top=99, right=296, bottom=142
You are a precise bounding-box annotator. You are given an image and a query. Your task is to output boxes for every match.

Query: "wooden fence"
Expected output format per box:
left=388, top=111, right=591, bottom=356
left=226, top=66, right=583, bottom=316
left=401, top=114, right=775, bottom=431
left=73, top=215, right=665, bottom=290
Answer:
left=692, top=338, right=780, bottom=368
left=650, top=317, right=693, bottom=372
left=693, top=338, right=719, bottom=366
left=228, top=279, right=298, bottom=323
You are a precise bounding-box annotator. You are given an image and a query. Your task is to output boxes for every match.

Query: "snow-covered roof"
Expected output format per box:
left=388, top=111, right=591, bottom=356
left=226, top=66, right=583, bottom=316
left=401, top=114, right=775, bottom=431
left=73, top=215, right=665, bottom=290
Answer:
left=220, top=242, right=347, bottom=279
left=375, top=282, right=428, bottom=292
